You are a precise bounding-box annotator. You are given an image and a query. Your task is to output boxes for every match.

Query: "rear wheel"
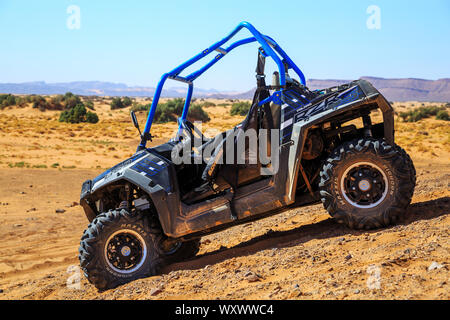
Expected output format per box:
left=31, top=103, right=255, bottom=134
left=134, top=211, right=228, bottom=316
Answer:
left=319, top=138, right=416, bottom=230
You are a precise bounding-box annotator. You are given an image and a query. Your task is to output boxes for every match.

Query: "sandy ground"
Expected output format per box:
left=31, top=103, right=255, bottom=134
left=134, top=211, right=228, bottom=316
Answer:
left=0, top=99, right=448, bottom=300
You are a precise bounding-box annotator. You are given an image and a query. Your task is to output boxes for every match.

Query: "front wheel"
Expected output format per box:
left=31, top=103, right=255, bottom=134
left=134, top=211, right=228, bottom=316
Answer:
left=78, top=209, right=162, bottom=290
left=319, top=138, right=416, bottom=230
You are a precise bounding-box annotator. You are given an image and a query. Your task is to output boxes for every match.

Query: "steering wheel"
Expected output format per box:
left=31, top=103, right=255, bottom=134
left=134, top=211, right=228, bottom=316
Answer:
left=178, top=119, right=209, bottom=144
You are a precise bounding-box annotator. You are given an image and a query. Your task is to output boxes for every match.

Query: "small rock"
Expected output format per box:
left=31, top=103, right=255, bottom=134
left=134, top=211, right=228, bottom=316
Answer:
left=428, top=261, right=443, bottom=271
left=13, top=224, right=23, bottom=228
left=149, top=288, right=162, bottom=296
left=354, top=289, right=360, bottom=294
left=0, top=289, right=3, bottom=293
left=55, top=208, right=66, bottom=214
left=201, top=239, right=211, bottom=245
left=345, top=254, right=353, bottom=261
left=66, top=202, right=79, bottom=208
left=246, top=273, right=261, bottom=282
left=26, top=208, right=37, bottom=212
left=20, top=191, right=26, bottom=195
left=293, top=284, right=300, bottom=289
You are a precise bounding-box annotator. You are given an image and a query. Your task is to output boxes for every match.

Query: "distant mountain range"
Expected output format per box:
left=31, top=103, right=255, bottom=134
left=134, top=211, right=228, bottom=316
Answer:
left=1, top=77, right=449, bottom=102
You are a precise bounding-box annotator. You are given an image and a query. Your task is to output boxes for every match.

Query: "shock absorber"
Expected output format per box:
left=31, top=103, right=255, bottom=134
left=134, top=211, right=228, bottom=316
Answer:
left=118, top=183, right=131, bottom=210
left=362, top=114, right=373, bottom=137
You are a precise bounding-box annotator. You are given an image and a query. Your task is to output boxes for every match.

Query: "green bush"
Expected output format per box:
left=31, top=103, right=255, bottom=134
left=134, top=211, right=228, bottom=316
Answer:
left=63, top=92, right=82, bottom=109
left=85, top=100, right=95, bottom=110
left=131, top=103, right=150, bottom=112
left=110, top=97, right=125, bottom=110
left=398, top=105, right=446, bottom=122
left=59, top=103, right=99, bottom=124
left=31, top=96, right=49, bottom=111
left=188, top=104, right=210, bottom=122
left=230, top=101, right=251, bottom=116
left=86, top=111, right=99, bottom=123
left=148, top=98, right=210, bottom=123
left=152, top=98, right=184, bottom=123
left=122, top=96, right=133, bottom=107
left=436, top=110, right=450, bottom=121
left=0, top=94, right=26, bottom=109
left=198, top=101, right=216, bottom=108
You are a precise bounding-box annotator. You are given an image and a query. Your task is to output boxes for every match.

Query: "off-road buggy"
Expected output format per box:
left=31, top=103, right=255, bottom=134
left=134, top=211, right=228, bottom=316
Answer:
left=78, top=22, right=416, bottom=290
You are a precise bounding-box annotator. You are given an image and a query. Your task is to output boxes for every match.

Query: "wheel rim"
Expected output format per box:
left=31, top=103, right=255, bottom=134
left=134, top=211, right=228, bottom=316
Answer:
left=341, top=161, right=388, bottom=209
left=104, top=229, right=147, bottom=274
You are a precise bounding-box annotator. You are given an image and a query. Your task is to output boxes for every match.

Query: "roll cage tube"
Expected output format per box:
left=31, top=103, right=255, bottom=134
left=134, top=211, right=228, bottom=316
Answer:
left=138, top=21, right=306, bottom=150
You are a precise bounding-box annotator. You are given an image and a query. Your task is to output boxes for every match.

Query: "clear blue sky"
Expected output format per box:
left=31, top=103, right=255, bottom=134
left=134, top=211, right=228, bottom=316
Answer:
left=0, top=0, right=449, bottom=91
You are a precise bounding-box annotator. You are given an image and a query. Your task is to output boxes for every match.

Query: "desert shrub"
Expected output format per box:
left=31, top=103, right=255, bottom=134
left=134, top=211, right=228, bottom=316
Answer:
left=85, top=100, right=95, bottom=110
left=131, top=103, right=150, bottom=112
left=230, top=101, right=251, bottom=116
left=436, top=110, right=450, bottom=121
left=154, top=106, right=177, bottom=123
left=151, top=98, right=184, bottom=123
left=63, top=92, right=82, bottom=109
left=28, top=93, right=89, bottom=111
left=25, top=95, right=36, bottom=103
left=110, top=97, right=125, bottom=110
left=86, top=111, right=99, bottom=123
left=199, top=101, right=216, bottom=108
left=0, top=94, right=26, bottom=109
left=162, top=98, right=185, bottom=115
left=148, top=98, right=210, bottom=123
left=59, top=103, right=99, bottom=124
left=398, top=105, right=446, bottom=122
left=31, top=96, right=49, bottom=111
left=398, top=112, right=409, bottom=122
left=188, top=104, right=210, bottom=122
left=122, top=96, right=133, bottom=107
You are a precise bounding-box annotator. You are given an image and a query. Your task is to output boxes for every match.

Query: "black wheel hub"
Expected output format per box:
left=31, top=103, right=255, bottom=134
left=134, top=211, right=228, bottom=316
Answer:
left=106, top=232, right=143, bottom=271
left=343, top=164, right=386, bottom=206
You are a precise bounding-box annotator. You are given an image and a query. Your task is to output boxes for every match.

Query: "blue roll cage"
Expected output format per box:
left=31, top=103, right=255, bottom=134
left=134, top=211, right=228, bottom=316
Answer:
left=139, top=21, right=306, bottom=149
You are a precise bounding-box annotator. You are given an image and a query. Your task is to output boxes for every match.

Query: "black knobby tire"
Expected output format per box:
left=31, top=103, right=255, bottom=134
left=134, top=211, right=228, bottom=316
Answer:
left=78, top=209, right=162, bottom=290
left=319, top=138, right=416, bottom=230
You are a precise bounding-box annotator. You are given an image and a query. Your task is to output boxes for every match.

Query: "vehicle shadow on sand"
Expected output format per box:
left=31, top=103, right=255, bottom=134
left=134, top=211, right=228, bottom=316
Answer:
left=164, top=196, right=449, bottom=273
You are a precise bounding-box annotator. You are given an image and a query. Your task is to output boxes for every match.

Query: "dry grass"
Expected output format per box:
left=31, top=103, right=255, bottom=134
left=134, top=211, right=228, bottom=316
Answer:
left=0, top=99, right=448, bottom=169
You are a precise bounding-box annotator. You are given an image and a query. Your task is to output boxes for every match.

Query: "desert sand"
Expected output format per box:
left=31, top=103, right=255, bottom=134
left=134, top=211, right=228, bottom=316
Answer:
left=0, top=99, right=448, bottom=300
